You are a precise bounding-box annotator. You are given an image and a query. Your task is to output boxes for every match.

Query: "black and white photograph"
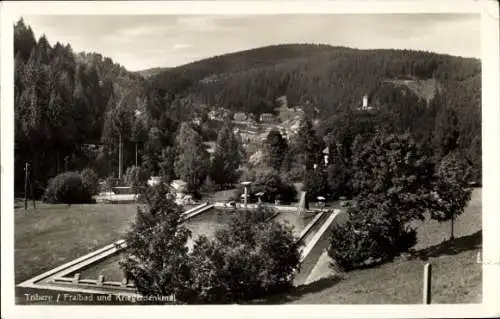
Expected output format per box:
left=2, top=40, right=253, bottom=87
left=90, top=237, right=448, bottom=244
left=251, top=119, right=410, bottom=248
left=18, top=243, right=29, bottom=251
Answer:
left=1, top=1, right=499, bottom=318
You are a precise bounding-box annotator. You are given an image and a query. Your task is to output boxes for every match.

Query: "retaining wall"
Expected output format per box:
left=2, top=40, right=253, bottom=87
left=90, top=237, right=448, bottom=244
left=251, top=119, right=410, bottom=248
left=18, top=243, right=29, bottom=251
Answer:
left=294, top=209, right=345, bottom=286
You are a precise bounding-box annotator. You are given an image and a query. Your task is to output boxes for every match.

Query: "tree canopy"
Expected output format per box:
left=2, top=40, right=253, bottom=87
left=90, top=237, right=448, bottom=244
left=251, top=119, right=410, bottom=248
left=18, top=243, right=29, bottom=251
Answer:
left=14, top=19, right=481, bottom=200
left=210, top=120, right=242, bottom=186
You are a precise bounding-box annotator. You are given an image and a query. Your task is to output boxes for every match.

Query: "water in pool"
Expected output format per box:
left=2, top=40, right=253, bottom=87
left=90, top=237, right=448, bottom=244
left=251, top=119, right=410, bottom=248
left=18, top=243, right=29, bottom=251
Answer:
left=70, top=208, right=316, bottom=282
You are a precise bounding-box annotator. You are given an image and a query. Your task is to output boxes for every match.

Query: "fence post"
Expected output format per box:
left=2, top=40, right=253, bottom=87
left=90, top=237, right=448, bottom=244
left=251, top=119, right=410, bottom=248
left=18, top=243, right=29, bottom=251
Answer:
left=97, top=275, right=104, bottom=286
left=423, top=263, right=432, bottom=304
left=73, top=273, right=80, bottom=284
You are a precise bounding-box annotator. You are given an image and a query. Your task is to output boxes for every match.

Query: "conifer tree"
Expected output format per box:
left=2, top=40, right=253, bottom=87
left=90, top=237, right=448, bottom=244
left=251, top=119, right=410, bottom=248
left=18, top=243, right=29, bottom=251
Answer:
left=264, top=129, right=287, bottom=171
left=295, top=118, right=321, bottom=170
left=120, top=184, right=192, bottom=298
left=210, top=120, right=241, bottom=186
left=174, top=122, right=210, bottom=193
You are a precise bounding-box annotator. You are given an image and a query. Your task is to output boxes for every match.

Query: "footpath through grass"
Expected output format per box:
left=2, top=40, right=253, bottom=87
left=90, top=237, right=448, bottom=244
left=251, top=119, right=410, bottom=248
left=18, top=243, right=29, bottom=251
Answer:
left=256, top=188, right=482, bottom=304
left=14, top=200, right=138, bottom=284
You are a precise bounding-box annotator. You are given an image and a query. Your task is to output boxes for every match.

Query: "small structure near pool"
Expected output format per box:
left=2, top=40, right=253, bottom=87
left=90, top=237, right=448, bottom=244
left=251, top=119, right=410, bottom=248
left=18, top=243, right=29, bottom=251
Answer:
left=171, top=179, right=189, bottom=204
left=171, top=179, right=187, bottom=193
left=147, top=176, right=162, bottom=187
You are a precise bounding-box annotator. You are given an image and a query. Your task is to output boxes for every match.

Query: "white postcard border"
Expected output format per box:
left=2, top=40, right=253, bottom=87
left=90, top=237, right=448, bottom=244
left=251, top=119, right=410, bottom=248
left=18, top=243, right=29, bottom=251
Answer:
left=1, top=1, right=499, bottom=319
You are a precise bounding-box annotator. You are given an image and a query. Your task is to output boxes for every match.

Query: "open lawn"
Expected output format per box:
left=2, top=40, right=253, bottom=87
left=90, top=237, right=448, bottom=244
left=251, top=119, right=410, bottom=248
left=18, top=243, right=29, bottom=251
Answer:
left=14, top=188, right=482, bottom=304
left=256, top=188, right=482, bottom=304
left=14, top=200, right=138, bottom=284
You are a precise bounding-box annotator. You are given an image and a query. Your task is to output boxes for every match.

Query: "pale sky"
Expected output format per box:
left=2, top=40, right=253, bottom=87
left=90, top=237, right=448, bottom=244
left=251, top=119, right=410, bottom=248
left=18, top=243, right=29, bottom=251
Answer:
left=22, top=14, right=480, bottom=71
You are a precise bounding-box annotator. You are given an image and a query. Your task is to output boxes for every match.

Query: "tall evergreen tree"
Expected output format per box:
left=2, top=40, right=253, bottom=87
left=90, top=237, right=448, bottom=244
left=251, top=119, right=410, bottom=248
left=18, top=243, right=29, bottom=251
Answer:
left=174, top=122, right=210, bottom=193
left=295, top=117, right=321, bottom=170
left=264, top=129, right=287, bottom=171
left=210, top=121, right=241, bottom=186
left=433, top=104, right=460, bottom=160
left=120, top=184, right=192, bottom=298
left=302, top=167, right=329, bottom=201
left=159, top=146, right=177, bottom=183
left=326, top=140, right=349, bottom=198
left=14, top=18, right=37, bottom=62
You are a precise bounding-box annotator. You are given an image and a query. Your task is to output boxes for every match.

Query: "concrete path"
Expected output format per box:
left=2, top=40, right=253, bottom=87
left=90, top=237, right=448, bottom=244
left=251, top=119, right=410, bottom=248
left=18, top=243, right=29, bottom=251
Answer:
left=303, top=250, right=337, bottom=285
left=95, top=193, right=137, bottom=203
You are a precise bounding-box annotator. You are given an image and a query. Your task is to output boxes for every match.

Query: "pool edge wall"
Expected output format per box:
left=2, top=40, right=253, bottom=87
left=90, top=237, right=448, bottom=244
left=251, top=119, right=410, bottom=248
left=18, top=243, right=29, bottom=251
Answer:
left=293, top=209, right=343, bottom=286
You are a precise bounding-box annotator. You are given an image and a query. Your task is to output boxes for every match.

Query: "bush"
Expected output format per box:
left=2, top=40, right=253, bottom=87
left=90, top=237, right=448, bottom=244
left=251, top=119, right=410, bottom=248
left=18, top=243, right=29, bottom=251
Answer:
left=328, top=193, right=417, bottom=271
left=104, top=176, right=121, bottom=191
left=80, top=168, right=99, bottom=196
left=302, top=168, right=329, bottom=201
left=185, top=208, right=301, bottom=303
left=235, top=168, right=297, bottom=203
left=124, top=166, right=150, bottom=193
left=281, top=164, right=303, bottom=183
left=121, top=189, right=301, bottom=304
left=326, top=161, right=349, bottom=199
left=32, top=180, right=46, bottom=200
left=43, top=171, right=94, bottom=204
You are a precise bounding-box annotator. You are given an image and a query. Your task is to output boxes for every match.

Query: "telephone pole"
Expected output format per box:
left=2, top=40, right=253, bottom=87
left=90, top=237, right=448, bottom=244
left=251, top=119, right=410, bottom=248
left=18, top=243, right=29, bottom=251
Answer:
left=24, top=162, right=28, bottom=210
left=118, top=133, right=123, bottom=180
left=30, top=168, right=36, bottom=209
left=24, top=162, right=36, bottom=210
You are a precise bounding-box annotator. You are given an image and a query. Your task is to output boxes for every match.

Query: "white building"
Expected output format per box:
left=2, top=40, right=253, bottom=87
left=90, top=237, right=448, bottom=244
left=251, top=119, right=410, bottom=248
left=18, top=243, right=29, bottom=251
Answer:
left=359, top=94, right=375, bottom=111
left=171, top=179, right=188, bottom=198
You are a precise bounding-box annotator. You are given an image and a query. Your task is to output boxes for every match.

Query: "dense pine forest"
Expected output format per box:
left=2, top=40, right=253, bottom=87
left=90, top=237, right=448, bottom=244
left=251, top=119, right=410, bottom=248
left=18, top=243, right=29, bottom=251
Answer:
left=13, top=18, right=481, bottom=197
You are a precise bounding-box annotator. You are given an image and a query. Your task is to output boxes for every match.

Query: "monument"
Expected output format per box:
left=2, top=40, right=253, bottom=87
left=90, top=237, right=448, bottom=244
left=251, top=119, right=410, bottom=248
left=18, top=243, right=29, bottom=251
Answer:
left=241, top=181, right=252, bottom=209
left=297, top=191, right=309, bottom=217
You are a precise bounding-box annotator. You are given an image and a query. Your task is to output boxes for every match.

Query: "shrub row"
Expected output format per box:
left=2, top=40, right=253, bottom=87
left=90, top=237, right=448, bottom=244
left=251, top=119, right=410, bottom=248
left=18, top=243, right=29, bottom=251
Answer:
left=43, top=169, right=99, bottom=204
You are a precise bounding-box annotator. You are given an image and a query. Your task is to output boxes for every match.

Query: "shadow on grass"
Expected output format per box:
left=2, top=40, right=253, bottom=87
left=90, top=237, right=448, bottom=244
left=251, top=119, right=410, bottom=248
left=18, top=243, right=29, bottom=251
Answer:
left=412, top=230, right=482, bottom=261
left=252, top=275, right=344, bottom=304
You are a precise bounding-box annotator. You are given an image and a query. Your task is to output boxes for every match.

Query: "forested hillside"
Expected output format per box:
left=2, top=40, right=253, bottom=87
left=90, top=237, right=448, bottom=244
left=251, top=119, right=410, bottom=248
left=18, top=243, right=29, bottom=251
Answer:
left=133, top=67, right=171, bottom=79
left=147, top=43, right=480, bottom=115
left=14, top=18, right=145, bottom=194
left=147, top=43, right=481, bottom=179
left=13, top=19, right=481, bottom=197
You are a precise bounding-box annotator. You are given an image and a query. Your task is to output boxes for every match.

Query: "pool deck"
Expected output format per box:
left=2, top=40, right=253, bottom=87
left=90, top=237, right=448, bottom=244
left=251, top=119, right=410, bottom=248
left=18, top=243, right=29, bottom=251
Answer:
left=93, top=193, right=326, bottom=214
left=95, top=193, right=137, bottom=203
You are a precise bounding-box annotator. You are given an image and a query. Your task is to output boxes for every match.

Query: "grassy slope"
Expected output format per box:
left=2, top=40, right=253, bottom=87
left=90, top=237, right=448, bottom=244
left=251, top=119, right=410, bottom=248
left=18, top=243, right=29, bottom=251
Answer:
left=14, top=188, right=482, bottom=304
left=258, top=188, right=482, bottom=304
left=14, top=200, right=138, bottom=284
left=385, top=79, right=440, bottom=103
left=133, top=67, right=171, bottom=79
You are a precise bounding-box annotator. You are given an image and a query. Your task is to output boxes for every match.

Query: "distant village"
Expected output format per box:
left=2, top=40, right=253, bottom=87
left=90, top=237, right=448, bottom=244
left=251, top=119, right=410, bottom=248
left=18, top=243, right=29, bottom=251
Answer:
left=195, top=94, right=375, bottom=162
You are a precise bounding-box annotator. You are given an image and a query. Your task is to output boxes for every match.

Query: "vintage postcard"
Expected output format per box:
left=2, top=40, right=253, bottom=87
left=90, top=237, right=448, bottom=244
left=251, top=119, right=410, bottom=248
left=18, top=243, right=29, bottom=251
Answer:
left=1, top=1, right=499, bottom=318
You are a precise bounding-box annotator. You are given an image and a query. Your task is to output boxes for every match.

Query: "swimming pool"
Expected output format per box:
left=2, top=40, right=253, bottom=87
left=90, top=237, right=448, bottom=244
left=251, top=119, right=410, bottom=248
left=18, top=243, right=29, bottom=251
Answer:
left=69, top=208, right=317, bottom=282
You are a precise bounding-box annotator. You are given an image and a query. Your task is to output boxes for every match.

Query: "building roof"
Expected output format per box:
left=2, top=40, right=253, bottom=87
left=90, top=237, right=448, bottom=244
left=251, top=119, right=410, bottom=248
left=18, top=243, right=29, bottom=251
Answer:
left=171, top=179, right=187, bottom=192
left=260, top=113, right=275, bottom=120
left=202, top=141, right=216, bottom=154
